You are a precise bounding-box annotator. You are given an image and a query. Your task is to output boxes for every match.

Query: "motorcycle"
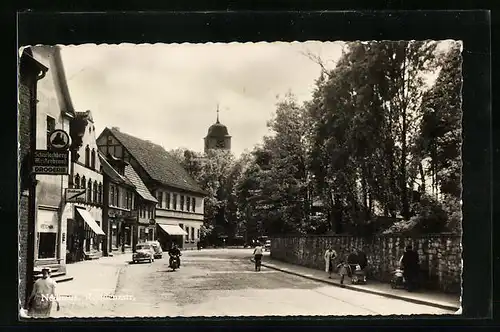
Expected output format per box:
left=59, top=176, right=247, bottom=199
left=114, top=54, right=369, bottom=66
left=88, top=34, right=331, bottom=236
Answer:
left=169, top=254, right=181, bottom=271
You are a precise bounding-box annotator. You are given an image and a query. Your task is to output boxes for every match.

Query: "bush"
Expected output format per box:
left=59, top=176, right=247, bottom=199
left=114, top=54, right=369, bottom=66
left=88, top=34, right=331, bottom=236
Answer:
left=412, top=194, right=448, bottom=233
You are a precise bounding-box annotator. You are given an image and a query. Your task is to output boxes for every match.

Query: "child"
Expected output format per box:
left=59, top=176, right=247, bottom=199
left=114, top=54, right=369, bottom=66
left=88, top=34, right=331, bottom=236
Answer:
left=337, top=260, right=349, bottom=287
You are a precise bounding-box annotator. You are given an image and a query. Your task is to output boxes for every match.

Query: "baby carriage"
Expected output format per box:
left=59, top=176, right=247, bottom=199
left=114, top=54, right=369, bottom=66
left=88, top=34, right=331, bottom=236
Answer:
left=348, top=264, right=367, bottom=284
left=391, top=268, right=405, bottom=289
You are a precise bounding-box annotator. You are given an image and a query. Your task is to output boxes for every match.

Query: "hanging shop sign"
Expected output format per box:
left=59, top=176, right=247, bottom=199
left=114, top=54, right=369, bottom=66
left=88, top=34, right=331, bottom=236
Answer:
left=48, top=129, right=71, bottom=151
left=33, top=150, right=69, bottom=175
left=66, top=188, right=87, bottom=203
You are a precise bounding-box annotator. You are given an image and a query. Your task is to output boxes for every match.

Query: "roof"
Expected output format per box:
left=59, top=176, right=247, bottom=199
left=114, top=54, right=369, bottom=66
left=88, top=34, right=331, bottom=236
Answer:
left=107, top=127, right=207, bottom=195
left=27, top=46, right=75, bottom=117
left=124, top=164, right=158, bottom=203
left=206, top=122, right=230, bottom=138
left=98, top=151, right=134, bottom=187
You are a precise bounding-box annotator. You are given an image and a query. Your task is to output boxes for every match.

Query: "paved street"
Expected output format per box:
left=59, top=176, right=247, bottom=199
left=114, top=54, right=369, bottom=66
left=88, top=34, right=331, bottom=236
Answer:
left=52, top=249, right=453, bottom=317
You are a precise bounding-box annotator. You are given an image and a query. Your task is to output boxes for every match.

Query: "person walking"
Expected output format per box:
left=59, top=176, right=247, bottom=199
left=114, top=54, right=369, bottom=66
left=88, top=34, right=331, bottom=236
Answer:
left=27, top=267, right=60, bottom=318
left=324, top=245, right=337, bottom=279
left=401, top=245, right=420, bottom=291
left=337, top=259, right=349, bottom=287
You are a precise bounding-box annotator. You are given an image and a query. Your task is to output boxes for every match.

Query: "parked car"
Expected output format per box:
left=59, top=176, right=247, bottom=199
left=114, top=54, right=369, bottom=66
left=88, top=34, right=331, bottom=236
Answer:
left=264, top=240, right=271, bottom=251
left=133, top=243, right=155, bottom=263
left=147, top=241, right=163, bottom=259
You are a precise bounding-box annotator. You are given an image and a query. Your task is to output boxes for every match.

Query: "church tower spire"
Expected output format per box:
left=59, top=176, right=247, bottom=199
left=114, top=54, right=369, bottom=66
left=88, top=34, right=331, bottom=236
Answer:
left=216, top=103, right=220, bottom=124
left=204, top=103, right=231, bottom=153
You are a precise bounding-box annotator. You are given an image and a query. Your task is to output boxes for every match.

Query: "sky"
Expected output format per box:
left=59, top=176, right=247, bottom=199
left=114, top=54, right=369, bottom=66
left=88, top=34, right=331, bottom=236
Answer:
left=60, top=41, right=345, bottom=156
left=59, top=40, right=456, bottom=157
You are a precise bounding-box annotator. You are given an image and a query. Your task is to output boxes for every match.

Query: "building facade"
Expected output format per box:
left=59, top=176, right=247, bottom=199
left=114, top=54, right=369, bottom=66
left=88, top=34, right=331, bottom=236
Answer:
left=18, top=47, right=49, bottom=308
left=65, top=110, right=105, bottom=262
left=97, top=127, right=206, bottom=250
left=204, top=106, right=231, bottom=153
left=124, top=163, right=157, bottom=245
left=29, top=46, right=76, bottom=275
left=99, top=152, right=138, bottom=255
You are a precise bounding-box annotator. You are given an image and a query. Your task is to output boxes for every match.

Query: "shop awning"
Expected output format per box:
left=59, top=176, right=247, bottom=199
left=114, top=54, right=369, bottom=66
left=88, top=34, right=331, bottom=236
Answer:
left=76, top=208, right=105, bottom=235
left=157, top=224, right=187, bottom=236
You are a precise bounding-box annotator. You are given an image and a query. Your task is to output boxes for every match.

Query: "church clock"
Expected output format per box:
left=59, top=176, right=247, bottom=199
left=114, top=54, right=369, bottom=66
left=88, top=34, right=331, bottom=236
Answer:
left=216, top=138, right=225, bottom=148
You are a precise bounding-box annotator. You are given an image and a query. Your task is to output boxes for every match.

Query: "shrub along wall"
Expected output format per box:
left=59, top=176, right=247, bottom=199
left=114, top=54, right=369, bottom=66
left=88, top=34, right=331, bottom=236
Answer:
left=270, top=234, right=462, bottom=294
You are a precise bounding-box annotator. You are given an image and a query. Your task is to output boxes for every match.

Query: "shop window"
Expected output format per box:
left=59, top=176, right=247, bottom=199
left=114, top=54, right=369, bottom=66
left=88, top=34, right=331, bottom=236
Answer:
left=180, top=196, right=184, bottom=211
left=192, top=198, right=196, bottom=212
left=46, top=116, right=56, bottom=147
left=85, top=145, right=90, bottom=167
left=37, top=232, right=56, bottom=259
left=91, top=149, right=96, bottom=169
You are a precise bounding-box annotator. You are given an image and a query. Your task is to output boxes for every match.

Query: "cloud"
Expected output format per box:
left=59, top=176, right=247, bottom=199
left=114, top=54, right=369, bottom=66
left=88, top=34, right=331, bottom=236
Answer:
left=60, top=41, right=344, bottom=156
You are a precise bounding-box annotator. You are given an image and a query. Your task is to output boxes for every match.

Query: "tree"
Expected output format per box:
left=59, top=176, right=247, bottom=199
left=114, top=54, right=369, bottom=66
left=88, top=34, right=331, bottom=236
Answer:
left=306, top=41, right=441, bottom=235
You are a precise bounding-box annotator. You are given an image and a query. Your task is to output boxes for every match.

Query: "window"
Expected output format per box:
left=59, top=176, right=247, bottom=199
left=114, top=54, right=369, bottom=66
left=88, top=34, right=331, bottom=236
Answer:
left=87, top=179, right=92, bottom=202
left=191, top=227, right=194, bottom=240
left=172, top=194, right=177, bottom=210
left=81, top=176, right=86, bottom=189
left=192, top=198, right=196, bottom=212
left=157, top=191, right=163, bottom=208
left=186, top=197, right=191, bottom=212
left=85, top=145, right=90, bottom=167
left=110, top=184, right=115, bottom=206
left=197, top=229, right=200, bottom=239
left=180, top=196, right=184, bottom=211
left=37, top=232, right=57, bottom=259
left=93, top=180, right=98, bottom=203
left=165, top=192, right=170, bottom=209
left=125, top=191, right=129, bottom=209
left=91, top=149, right=96, bottom=169
left=74, top=174, right=80, bottom=189
left=115, top=187, right=120, bottom=207
left=46, top=116, right=56, bottom=147
left=98, top=183, right=103, bottom=204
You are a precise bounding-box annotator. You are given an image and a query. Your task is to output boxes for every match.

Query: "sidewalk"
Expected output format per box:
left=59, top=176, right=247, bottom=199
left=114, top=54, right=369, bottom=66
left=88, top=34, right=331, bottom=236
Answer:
left=52, top=255, right=130, bottom=318
left=254, top=255, right=461, bottom=312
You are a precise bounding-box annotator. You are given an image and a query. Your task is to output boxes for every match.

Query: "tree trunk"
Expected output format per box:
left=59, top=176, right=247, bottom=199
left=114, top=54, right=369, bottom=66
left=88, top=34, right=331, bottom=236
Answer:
left=400, top=43, right=410, bottom=220
left=419, top=160, right=426, bottom=193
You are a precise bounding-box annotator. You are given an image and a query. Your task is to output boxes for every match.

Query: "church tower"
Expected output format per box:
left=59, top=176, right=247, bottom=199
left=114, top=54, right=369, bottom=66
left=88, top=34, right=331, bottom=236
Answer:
left=204, top=105, right=231, bottom=153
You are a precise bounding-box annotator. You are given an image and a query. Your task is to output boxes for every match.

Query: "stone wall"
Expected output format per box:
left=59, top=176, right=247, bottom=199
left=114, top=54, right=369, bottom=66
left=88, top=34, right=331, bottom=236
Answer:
left=18, top=78, right=31, bottom=308
left=270, top=234, right=462, bottom=294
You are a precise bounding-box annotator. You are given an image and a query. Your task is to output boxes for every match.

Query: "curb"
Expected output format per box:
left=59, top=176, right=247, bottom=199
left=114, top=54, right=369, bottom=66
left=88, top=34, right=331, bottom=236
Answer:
left=251, top=259, right=459, bottom=312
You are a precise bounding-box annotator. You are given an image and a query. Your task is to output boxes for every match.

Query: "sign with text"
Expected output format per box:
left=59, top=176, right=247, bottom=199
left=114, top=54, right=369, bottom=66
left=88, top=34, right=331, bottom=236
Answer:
left=66, top=188, right=87, bottom=203
left=33, top=150, right=69, bottom=175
